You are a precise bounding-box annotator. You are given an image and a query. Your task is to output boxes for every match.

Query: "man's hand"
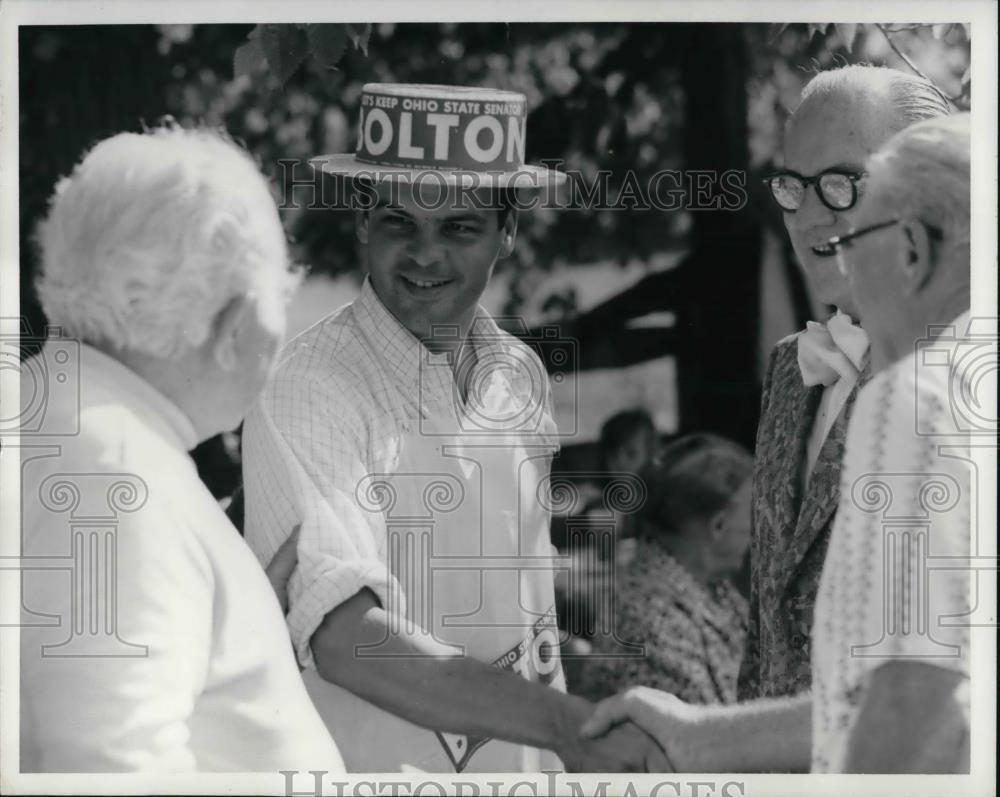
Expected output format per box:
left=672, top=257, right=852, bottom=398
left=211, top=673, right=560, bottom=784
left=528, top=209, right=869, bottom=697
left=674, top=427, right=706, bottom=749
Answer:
left=579, top=687, right=695, bottom=770
left=580, top=686, right=813, bottom=773
left=264, top=525, right=299, bottom=615
left=562, top=718, right=673, bottom=772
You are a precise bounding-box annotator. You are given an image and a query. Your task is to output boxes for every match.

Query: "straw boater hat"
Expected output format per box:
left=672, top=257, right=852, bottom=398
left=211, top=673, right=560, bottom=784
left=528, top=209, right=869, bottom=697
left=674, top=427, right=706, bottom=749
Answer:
left=312, top=83, right=566, bottom=189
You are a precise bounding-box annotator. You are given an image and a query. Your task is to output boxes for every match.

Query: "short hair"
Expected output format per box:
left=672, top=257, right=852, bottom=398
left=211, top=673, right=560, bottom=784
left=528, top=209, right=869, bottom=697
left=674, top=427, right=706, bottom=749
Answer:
left=598, top=408, right=657, bottom=465
left=797, top=64, right=951, bottom=132
left=356, top=179, right=518, bottom=229
left=866, top=113, right=971, bottom=259
left=640, top=433, right=752, bottom=535
left=35, top=124, right=293, bottom=359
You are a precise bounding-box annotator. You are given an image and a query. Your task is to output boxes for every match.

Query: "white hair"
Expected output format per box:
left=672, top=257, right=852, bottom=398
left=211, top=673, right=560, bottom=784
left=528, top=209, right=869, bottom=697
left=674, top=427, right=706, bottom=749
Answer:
left=867, top=113, right=971, bottom=257
left=36, top=124, right=291, bottom=359
left=798, top=64, right=952, bottom=132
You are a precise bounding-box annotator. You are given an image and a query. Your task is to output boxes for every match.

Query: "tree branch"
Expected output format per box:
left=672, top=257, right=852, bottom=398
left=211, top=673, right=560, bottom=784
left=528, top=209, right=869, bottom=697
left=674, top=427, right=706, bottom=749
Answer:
left=875, top=23, right=961, bottom=107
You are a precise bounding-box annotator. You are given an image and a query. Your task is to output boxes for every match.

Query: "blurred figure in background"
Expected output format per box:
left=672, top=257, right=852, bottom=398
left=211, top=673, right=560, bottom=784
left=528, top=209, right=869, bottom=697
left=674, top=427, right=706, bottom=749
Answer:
left=586, top=407, right=660, bottom=557
left=577, top=433, right=752, bottom=705
left=599, top=409, right=660, bottom=483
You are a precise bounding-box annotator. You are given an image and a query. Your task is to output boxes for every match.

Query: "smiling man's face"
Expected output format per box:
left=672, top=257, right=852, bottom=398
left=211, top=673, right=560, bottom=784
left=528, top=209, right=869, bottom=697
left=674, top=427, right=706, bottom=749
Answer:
left=783, top=92, right=897, bottom=315
left=357, top=181, right=517, bottom=342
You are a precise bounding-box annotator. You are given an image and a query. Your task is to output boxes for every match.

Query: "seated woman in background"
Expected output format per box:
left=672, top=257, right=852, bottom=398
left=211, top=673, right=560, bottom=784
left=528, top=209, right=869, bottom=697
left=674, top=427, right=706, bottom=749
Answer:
left=576, top=433, right=752, bottom=705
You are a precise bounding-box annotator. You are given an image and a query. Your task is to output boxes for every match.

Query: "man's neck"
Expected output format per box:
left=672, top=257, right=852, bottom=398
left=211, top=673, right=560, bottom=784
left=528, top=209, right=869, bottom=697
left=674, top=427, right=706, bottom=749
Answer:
left=871, top=291, right=970, bottom=374
left=108, top=344, right=212, bottom=445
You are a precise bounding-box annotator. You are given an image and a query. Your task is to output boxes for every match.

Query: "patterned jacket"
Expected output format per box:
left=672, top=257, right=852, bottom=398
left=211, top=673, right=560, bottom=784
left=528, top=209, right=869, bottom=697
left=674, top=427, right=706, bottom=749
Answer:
left=737, top=333, right=872, bottom=700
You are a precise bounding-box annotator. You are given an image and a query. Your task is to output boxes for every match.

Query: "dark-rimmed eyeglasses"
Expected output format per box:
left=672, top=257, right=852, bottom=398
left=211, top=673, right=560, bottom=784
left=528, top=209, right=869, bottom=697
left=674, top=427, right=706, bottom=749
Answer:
left=762, top=169, right=866, bottom=212
left=828, top=217, right=901, bottom=276
left=827, top=217, right=902, bottom=253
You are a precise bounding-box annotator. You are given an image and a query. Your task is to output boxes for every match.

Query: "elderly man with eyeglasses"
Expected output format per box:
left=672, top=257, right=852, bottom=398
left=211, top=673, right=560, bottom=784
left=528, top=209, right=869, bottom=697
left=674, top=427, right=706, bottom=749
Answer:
left=808, top=113, right=974, bottom=773
left=577, top=65, right=967, bottom=773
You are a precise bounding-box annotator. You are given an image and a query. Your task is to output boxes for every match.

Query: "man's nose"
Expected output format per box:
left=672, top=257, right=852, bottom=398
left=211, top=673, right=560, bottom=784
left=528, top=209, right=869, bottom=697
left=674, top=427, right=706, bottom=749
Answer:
left=790, top=186, right=837, bottom=232
left=406, top=227, right=446, bottom=268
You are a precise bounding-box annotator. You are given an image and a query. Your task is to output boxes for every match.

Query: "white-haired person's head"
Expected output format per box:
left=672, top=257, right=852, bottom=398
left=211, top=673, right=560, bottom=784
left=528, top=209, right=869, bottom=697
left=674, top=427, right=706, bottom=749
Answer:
left=35, top=123, right=300, bottom=441
left=771, top=64, right=952, bottom=318
left=832, top=113, right=970, bottom=371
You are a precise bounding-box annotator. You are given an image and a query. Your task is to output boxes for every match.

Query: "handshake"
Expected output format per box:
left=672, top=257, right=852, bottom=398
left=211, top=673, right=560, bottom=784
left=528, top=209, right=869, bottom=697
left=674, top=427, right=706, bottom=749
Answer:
left=264, top=529, right=708, bottom=773
left=561, top=687, right=703, bottom=773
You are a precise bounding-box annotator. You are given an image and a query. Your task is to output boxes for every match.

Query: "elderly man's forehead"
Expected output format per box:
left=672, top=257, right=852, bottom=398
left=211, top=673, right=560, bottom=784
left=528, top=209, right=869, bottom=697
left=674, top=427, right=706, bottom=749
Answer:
left=784, top=90, right=897, bottom=173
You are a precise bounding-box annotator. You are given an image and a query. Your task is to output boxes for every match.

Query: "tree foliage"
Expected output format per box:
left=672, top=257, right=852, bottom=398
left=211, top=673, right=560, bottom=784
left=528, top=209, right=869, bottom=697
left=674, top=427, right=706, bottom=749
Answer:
left=20, top=21, right=970, bottom=329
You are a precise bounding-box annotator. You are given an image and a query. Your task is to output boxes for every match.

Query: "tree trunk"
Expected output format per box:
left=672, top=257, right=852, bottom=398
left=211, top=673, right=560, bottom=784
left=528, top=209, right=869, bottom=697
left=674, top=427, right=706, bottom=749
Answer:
left=675, top=24, right=763, bottom=449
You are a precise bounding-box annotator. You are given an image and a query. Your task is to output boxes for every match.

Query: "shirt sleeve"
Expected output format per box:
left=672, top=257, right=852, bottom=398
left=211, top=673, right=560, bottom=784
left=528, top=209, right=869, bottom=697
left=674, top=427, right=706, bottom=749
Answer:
left=20, top=478, right=213, bottom=772
left=241, top=368, right=405, bottom=671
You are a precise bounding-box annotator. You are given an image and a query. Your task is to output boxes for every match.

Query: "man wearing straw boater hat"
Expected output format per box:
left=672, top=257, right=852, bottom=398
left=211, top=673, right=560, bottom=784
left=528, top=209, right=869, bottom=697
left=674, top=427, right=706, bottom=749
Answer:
left=241, top=83, right=668, bottom=773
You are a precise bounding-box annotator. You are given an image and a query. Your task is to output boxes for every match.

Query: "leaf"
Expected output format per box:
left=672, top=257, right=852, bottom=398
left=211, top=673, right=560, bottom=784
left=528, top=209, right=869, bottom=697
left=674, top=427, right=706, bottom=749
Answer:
left=307, top=24, right=349, bottom=68
left=767, top=23, right=790, bottom=43
left=346, top=22, right=372, bottom=57
left=960, top=66, right=971, bottom=98
left=233, top=38, right=265, bottom=80
left=834, top=23, right=858, bottom=51
left=931, top=23, right=951, bottom=40
left=807, top=22, right=833, bottom=41
left=259, top=24, right=310, bottom=84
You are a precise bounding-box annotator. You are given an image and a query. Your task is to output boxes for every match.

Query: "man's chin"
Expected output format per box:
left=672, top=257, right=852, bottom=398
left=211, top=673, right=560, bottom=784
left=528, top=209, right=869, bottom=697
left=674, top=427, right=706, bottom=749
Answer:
left=798, top=260, right=848, bottom=306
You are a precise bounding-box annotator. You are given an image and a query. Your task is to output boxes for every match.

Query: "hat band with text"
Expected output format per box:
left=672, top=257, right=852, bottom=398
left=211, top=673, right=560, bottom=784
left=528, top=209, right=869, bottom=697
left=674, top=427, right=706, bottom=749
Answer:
left=354, top=85, right=528, bottom=173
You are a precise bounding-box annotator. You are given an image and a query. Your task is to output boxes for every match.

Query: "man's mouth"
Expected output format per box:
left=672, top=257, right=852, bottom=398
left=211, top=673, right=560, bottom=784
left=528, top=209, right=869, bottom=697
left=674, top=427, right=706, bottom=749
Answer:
left=810, top=243, right=837, bottom=258
left=399, top=274, right=453, bottom=289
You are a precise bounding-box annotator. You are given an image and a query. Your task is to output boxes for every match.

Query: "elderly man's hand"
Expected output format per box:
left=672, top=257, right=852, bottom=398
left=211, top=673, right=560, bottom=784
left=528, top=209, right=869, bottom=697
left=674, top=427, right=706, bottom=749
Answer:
left=579, top=687, right=698, bottom=771
left=264, top=525, right=300, bottom=615
left=562, top=716, right=673, bottom=772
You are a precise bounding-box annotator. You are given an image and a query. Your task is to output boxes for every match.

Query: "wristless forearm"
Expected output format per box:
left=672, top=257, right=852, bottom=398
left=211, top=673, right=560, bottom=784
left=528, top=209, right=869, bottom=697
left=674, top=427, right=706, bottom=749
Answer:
left=688, top=694, right=812, bottom=772
left=312, top=609, right=589, bottom=756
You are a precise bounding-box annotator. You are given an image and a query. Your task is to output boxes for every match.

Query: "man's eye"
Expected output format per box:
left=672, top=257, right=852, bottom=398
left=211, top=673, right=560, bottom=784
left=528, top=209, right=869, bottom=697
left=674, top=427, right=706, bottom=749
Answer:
left=383, top=215, right=413, bottom=229
left=446, top=222, right=479, bottom=235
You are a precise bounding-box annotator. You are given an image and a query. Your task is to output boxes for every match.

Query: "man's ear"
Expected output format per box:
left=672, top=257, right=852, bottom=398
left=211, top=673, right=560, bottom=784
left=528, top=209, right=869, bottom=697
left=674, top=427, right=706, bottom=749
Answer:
left=355, top=210, right=370, bottom=245
left=899, top=219, right=934, bottom=294
left=209, top=294, right=252, bottom=371
left=498, top=209, right=518, bottom=259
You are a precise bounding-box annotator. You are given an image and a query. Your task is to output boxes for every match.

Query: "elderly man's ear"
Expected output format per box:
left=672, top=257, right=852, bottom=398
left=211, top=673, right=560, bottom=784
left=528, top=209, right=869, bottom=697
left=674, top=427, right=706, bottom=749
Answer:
left=899, top=220, right=935, bottom=295
left=209, top=293, right=254, bottom=371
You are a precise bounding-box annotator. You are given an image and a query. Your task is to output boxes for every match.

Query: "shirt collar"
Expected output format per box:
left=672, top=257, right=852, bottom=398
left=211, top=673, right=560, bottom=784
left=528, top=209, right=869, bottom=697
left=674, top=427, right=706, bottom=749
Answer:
left=353, top=276, right=505, bottom=395
left=79, top=344, right=200, bottom=452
